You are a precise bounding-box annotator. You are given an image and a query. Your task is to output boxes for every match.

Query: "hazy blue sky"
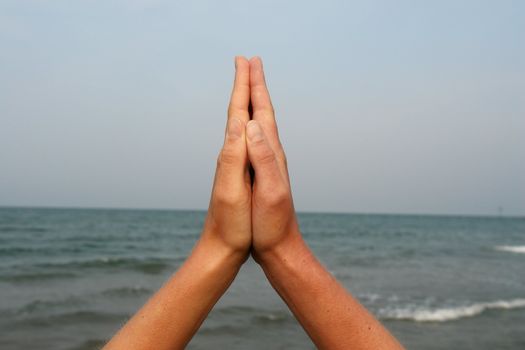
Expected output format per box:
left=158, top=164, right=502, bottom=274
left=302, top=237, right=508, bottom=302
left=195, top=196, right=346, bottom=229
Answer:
left=1, top=0, right=524, bottom=216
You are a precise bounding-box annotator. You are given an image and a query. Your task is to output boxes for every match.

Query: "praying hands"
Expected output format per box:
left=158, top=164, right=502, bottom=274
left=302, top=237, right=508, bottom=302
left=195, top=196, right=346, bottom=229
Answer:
left=103, top=56, right=404, bottom=350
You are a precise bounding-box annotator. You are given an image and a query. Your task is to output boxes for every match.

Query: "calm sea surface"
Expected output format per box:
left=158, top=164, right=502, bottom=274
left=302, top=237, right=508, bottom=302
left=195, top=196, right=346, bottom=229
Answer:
left=0, top=207, right=524, bottom=349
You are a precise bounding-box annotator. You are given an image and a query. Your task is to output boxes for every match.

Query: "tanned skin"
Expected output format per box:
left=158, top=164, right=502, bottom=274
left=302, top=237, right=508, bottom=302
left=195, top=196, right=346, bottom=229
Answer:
left=103, top=56, right=404, bottom=350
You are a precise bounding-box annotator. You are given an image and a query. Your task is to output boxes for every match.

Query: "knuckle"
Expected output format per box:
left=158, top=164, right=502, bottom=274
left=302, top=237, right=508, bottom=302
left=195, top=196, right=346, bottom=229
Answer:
left=254, top=104, right=274, bottom=117
left=251, top=141, right=276, bottom=164
left=218, top=147, right=240, bottom=166
left=262, top=186, right=289, bottom=207
left=256, top=149, right=276, bottom=165
left=228, top=105, right=244, bottom=117
left=214, top=188, right=244, bottom=207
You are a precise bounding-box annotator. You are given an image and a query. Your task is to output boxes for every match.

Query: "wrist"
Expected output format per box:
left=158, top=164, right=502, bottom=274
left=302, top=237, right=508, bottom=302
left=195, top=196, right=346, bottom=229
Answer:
left=253, top=229, right=309, bottom=269
left=196, top=231, right=249, bottom=269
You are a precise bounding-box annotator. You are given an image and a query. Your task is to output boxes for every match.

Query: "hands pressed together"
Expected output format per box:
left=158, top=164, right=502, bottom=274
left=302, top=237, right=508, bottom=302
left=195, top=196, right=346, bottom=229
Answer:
left=104, top=57, right=404, bottom=350
left=202, top=56, right=299, bottom=266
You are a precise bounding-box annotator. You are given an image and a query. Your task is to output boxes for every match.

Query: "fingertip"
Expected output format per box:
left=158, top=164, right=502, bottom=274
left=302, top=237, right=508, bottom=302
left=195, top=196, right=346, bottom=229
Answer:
left=235, top=56, right=249, bottom=69
left=250, top=56, right=263, bottom=67
left=249, top=57, right=266, bottom=86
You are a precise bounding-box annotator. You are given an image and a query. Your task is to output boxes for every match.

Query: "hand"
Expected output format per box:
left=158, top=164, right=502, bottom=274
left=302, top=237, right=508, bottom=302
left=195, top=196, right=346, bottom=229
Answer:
left=102, top=57, right=254, bottom=350
left=201, top=56, right=252, bottom=259
left=245, top=58, right=404, bottom=350
left=245, top=57, right=301, bottom=261
left=104, top=56, right=404, bottom=350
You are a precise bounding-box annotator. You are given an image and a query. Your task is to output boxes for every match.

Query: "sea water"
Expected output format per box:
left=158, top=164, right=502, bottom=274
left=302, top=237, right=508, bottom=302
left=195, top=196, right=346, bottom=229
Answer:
left=1, top=207, right=524, bottom=349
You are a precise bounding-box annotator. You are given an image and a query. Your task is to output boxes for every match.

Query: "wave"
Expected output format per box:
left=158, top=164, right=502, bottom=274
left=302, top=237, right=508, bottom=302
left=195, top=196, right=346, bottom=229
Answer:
left=101, top=285, right=152, bottom=297
left=380, top=298, right=525, bottom=322
left=213, top=305, right=259, bottom=315
left=0, top=271, right=78, bottom=283
left=0, top=225, right=48, bottom=233
left=69, top=339, right=107, bottom=350
left=13, top=310, right=128, bottom=327
left=199, top=324, right=250, bottom=336
left=71, top=256, right=174, bottom=274
left=495, top=245, right=525, bottom=254
left=212, top=305, right=293, bottom=325
left=1, top=256, right=182, bottom=283
left=251, top=311, right=291, bottom=325
left=0, top=246, right=42, bottom=256
left=17, top=256, right=181, bottom=275
left=0, top=296, right=86, bottom=318
left=2, top=288, right=150, bottom=317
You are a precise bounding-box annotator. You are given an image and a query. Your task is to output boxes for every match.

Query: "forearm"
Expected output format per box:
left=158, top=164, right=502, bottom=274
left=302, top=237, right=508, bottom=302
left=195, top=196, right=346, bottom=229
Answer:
left=259, top=233, right=404, bottom=350
left=104, top=234, right=245, bottom=350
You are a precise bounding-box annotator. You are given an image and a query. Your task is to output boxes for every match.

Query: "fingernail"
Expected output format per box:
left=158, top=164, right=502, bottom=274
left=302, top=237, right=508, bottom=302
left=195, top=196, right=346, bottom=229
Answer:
left=247, top=120, right=264, bottom=142
left=227, top=118, right=242, bottom=139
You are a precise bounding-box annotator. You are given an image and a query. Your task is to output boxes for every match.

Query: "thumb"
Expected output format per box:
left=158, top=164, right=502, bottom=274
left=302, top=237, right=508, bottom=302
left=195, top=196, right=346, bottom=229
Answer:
left=215, top=118, right=248, bottom=192
left=246, top=120, right=283, bottom=191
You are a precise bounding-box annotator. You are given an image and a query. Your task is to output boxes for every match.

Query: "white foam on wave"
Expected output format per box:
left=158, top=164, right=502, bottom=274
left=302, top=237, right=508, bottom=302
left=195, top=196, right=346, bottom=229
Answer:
left=380, top=298, right=525, bottom=322
left=495, top=245, right=525, bottom=254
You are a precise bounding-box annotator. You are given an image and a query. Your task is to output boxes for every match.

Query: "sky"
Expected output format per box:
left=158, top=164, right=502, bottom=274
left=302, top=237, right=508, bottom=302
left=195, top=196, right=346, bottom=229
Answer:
left=0, top=0, right=524, bottom=216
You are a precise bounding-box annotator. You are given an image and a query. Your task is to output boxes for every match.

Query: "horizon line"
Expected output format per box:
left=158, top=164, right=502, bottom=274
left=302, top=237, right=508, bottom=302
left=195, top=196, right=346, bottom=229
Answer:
left=0, top=204, right=523, bottom=220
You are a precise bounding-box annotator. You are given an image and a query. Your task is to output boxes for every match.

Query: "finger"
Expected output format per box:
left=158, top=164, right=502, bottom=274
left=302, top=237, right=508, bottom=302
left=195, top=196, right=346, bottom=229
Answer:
left=228, top=56, right=250, bottom=124
left=246, top=120, right=286, bottom=194
left=249, top=57, right=281, bottom=152
left=215, top=118, right=249, bottom=197
left=249, top=56, right=290, bottom=184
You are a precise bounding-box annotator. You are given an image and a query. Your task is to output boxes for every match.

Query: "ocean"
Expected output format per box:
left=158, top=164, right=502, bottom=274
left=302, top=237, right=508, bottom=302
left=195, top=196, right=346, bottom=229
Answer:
left=0, top=207, right=524, bottom=349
